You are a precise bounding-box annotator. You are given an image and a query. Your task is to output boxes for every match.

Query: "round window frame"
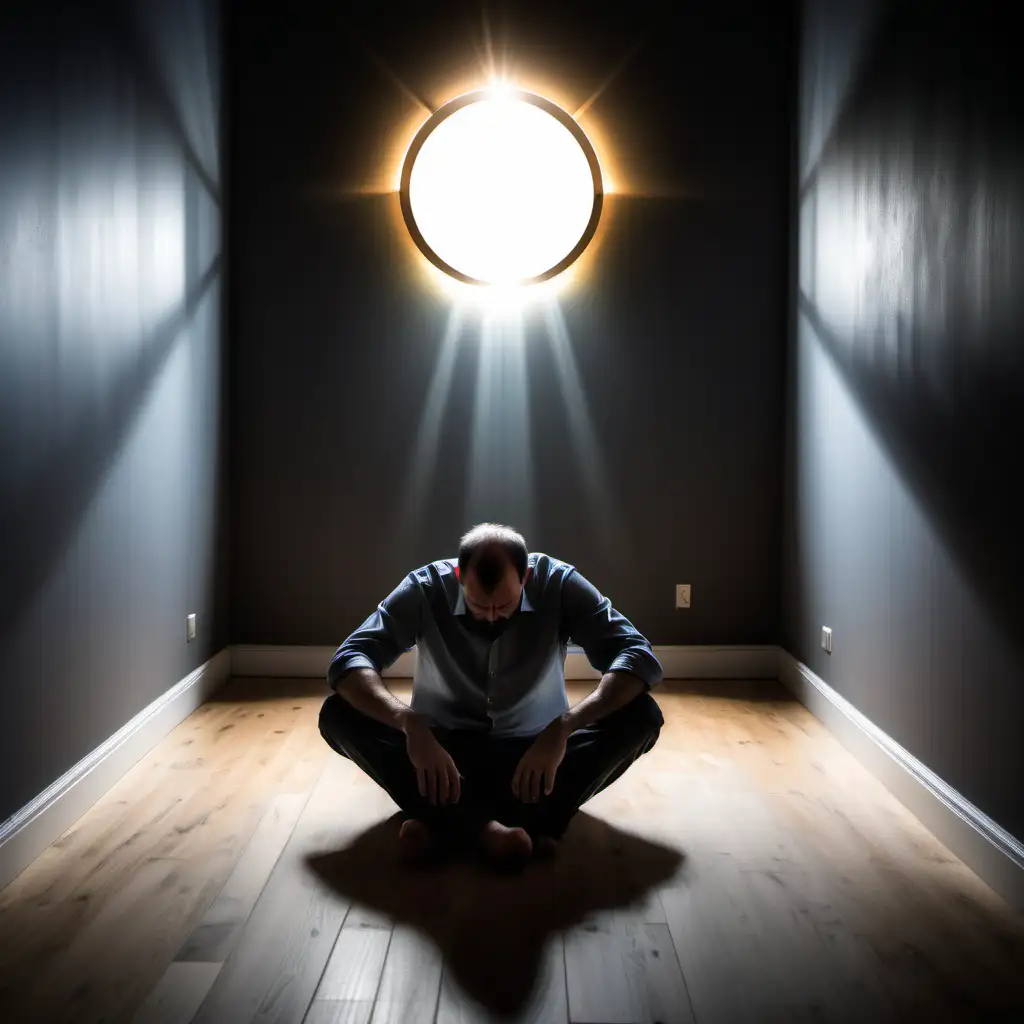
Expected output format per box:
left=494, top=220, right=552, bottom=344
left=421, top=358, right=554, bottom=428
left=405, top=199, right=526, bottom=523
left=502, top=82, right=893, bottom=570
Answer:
left=399, top=88, right=604, bottom=287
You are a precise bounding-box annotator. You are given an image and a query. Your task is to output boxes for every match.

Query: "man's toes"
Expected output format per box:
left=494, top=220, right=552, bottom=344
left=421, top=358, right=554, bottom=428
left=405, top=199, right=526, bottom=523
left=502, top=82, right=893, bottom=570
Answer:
left=479, top=821, right=533, bottom=862
left=398, top=818, right=434, bottom=862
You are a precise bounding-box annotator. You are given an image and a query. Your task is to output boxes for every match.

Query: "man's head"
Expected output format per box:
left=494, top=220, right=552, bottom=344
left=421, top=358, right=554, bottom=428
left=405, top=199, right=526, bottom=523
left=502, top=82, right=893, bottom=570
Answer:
left=458, top=523, right=529, bottom=623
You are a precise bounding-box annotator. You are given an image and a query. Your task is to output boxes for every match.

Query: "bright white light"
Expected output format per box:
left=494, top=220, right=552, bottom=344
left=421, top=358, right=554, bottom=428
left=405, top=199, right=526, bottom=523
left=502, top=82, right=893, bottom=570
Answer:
left=486, top=78, right=514, bottom=99
left=404, top=91, right=599, bottom=285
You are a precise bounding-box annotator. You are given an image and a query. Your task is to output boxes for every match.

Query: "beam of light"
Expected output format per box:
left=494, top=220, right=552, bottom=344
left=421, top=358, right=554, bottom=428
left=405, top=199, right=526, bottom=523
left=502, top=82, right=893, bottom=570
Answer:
left=573, top=33, right=647, bottom=120
left=402, top=89, right=601, bottom=286
left=465, top=308, right=534, bottom=537
left=542, top=301, right=623, bottom=553
left=394, top=306, right=464, bottom=543
left=479, top=3, right=498, bottom=81
left=341, top=22, right=433, bottom=115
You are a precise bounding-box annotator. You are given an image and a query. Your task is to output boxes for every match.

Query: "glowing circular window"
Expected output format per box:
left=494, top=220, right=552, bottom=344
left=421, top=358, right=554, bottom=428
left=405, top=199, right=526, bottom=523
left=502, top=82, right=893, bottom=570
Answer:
left=400, top=88, right=603, bottom=286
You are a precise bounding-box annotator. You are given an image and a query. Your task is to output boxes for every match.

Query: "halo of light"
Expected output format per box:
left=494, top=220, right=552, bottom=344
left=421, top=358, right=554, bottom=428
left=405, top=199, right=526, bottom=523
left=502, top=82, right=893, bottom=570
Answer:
left=400, top=87, right=603, bottom=287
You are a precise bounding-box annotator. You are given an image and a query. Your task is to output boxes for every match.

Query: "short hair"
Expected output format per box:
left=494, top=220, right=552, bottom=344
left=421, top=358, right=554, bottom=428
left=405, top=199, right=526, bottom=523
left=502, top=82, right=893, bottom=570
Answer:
left=458, top=523, right=529, bottom=593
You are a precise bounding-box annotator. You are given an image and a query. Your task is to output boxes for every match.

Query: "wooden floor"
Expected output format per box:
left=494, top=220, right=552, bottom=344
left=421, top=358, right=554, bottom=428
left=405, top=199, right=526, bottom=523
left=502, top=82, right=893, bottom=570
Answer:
left=1, top=678, right=1023, bottom=1024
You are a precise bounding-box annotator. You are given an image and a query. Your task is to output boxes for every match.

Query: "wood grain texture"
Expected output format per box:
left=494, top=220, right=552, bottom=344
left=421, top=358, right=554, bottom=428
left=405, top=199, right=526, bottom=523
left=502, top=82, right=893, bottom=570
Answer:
left=303, top=999, right=375, bottom=1024
left=2, top=678, right=1023, bottom=1024
left=177, top=792, right=309, bottom=962
left=370, top=925, right=443, bottom=1024
left=565, top=913, right=693, bottom=1024
left=130, top=961, right=223, bottom=1024
left=316, top=925, right=393, bottom=1002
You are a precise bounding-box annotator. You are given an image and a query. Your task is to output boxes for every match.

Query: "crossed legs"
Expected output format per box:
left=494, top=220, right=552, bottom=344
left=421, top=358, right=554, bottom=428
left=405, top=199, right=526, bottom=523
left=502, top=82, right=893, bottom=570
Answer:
left=318, top=691, right=663, bottom=861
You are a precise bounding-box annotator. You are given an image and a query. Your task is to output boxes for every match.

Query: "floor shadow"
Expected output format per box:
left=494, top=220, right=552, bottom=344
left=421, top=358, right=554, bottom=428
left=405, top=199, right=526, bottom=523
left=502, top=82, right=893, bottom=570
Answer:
left=306, top=811, right=685, bottom=1017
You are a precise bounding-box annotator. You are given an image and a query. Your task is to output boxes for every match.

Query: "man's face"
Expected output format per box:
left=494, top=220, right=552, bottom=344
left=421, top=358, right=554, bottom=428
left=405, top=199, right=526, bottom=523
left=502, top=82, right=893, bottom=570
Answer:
left=462, top=555, right=525, bottom=623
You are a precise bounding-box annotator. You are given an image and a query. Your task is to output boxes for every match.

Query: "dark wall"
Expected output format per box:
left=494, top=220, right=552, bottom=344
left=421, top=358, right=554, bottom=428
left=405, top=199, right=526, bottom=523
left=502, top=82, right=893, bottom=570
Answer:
left=784, top=0, right=1024, bottom=837
left=0, top=0, right=225, bottom=823
left=229, top=1, right=793, bottom=648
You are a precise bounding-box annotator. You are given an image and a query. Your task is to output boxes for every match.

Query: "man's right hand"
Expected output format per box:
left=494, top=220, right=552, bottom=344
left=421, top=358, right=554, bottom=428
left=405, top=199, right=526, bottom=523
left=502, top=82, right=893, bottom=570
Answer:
left=401, top=713, right=461, bottom=806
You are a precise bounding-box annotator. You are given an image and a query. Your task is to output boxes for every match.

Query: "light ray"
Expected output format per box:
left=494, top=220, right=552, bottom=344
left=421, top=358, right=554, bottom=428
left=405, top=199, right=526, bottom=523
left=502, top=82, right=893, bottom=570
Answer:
left=465, top=309, right=534, bottom=536
left=341, top=22, right=433, bottom=115
left=573, top=33, right=647, bottom=120
left=542, top=301, right=623, bottom=553
left=395, top=306, right=465, bottom=544
left=481, top=3, right=497, bottom=80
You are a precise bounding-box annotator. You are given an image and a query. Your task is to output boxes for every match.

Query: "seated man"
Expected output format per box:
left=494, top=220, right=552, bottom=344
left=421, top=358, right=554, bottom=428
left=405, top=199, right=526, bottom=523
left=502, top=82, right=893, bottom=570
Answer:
left=319, top=523, right=664, bottom=865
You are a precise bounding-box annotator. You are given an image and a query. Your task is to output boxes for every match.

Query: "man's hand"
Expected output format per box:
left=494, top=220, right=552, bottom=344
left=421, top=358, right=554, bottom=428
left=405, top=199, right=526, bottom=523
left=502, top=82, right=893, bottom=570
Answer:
left=512, top=718, right=569, bottom=803
left=402, top=713, right=461, bottom=806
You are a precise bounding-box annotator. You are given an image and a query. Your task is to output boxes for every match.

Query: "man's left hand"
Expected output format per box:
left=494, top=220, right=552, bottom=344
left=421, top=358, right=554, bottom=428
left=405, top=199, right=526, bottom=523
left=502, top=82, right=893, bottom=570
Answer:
left=512, top=719, right=569, bottom=803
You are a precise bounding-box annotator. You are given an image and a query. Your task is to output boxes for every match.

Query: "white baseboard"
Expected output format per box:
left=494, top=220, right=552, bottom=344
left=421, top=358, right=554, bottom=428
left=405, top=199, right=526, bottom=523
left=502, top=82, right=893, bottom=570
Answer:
left=778, top=650, right=1024, bottom=910
left=228, top=643, right=780, bottom=682
left=0, top=647, right=232, bottom=893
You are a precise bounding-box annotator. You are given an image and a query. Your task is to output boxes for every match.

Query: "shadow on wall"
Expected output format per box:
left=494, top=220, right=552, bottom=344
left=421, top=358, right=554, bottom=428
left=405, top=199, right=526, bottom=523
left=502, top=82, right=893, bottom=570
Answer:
left=307, top=810, right=683, bottom=1017
left=0, top=0, right=222, bottom=643
left=797, top=0, right=1024, bottom=656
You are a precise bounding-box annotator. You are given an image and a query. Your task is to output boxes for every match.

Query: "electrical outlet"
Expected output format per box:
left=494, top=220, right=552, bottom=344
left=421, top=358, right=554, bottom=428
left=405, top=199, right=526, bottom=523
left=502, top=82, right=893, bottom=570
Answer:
left=187, top=613, right=197, bottom=643
left=821, top=626, right=832, bottom=653
left=675, top=584, right=691, bottom=609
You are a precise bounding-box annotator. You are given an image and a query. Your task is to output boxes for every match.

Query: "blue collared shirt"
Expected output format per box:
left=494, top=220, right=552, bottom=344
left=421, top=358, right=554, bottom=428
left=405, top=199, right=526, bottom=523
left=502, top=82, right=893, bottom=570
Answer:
left=327, top=552, right=663, bottom=738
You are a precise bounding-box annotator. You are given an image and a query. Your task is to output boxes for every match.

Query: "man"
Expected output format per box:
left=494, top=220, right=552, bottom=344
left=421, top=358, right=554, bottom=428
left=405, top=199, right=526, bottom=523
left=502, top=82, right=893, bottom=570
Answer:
left=319, top=523, right=664, bottom=865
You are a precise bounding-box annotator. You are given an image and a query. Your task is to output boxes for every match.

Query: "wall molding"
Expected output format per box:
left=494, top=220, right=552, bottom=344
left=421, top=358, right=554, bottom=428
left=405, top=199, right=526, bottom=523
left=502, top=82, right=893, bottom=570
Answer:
left=0, top=648, right=232, bottom=893
left=228, top=643, right=781, bottom=682
left=778, top=649, right=1024, bottom=910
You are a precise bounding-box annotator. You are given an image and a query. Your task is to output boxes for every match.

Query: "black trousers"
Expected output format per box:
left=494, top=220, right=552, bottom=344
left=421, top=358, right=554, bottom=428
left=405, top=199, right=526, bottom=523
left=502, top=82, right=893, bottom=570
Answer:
left=318, top=691, right=663, bottom=842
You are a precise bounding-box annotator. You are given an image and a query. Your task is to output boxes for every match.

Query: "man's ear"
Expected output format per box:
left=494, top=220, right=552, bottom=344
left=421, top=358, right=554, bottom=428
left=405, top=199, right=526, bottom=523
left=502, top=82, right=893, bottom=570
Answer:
left=455, top=565, right=461, bottom=581
left=524, top=566, right=532, bottom=583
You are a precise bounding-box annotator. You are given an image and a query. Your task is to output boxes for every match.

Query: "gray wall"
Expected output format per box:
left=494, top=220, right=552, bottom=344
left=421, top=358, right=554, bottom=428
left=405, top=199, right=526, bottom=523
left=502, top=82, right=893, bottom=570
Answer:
left=0, top=0, right=225, bottom=824
left=229, top=1, right=793, bottom=649
left=785, top=0, right=1024, bottom=838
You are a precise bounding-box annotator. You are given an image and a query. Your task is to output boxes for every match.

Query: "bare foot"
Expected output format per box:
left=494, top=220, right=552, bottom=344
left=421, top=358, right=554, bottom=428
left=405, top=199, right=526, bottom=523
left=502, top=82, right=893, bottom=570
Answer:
left=398, top=818, right=434, bottom=863
left=532, top=835, right=558, bottom=859
left=478, top=820, right=533, bottom=863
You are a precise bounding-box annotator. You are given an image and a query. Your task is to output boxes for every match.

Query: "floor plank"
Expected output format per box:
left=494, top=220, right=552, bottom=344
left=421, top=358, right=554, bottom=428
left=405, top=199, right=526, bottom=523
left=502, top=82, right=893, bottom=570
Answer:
left=316, top=925, right=393, bottom=1002
left=177, top=792, right=309, bottom=962
left=130, top=961, right=223, bottom=1024
left=304, top=1000, right=375, bottom=1024
left=370, top=924, right=443, bottom=1024
left=565, top=913, right=693, bottom=1024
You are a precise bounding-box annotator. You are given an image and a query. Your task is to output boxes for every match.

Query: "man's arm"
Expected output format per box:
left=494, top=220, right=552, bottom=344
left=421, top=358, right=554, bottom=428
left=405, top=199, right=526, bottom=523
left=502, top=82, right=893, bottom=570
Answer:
left=328, top=577, right=459, bottom=804
left=328, top=575, right=422, bottom=728
left=511, top=570, right=661, bottom=803
left=555, top=671, right=646, bottom=735
left=557, top=568, right=663, bottom=734
left=333, top=667, right=419, bottom=731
